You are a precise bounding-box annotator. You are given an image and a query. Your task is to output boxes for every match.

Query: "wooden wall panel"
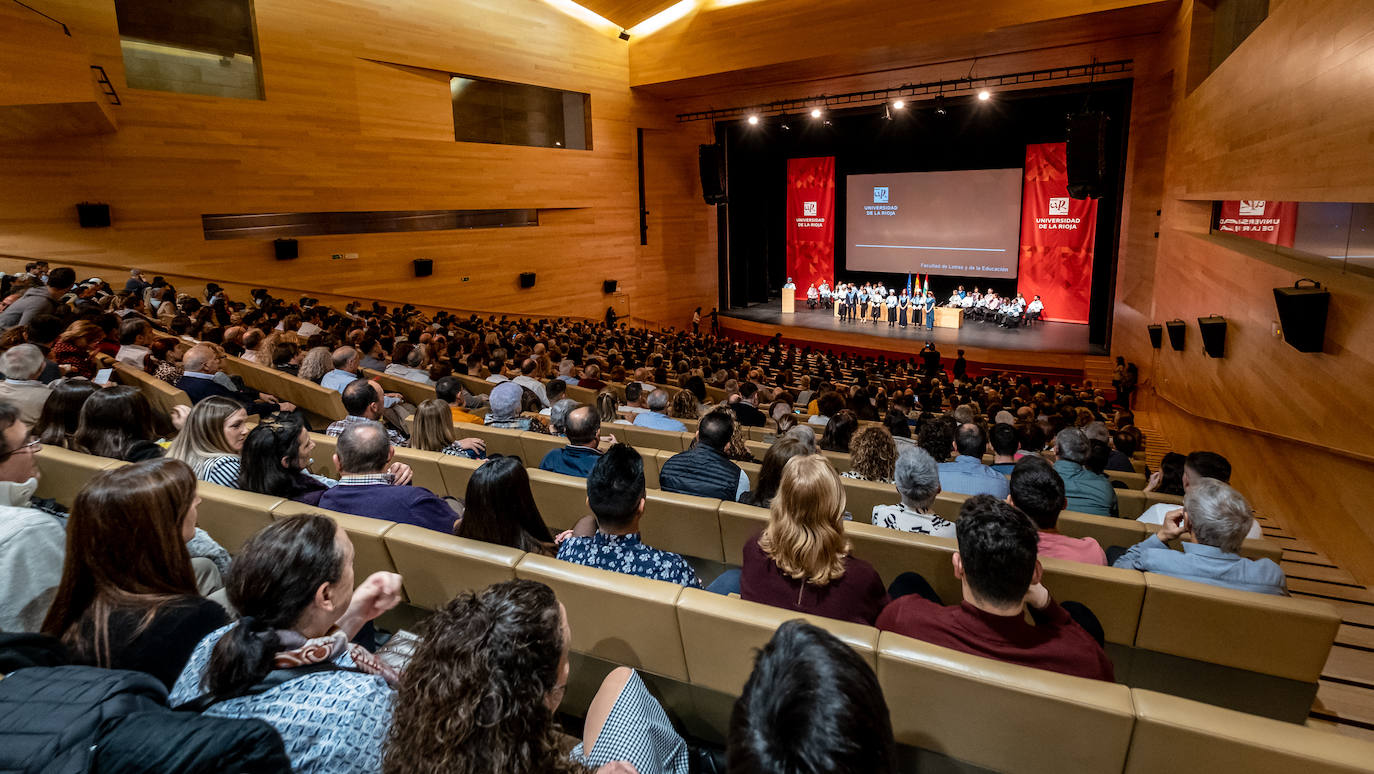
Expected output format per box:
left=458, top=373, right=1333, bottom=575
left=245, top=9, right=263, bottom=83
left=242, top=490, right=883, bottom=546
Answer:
left=0, top=0, right=716, bottom=326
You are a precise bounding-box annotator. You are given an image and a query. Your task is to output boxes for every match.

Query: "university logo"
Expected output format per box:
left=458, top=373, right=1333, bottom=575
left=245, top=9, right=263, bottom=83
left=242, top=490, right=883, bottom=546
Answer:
left=803, top=201, right=817, bottom=216
left=1238, top=200, right=1267, bottom=216
left=1048, top=197, right=1069, bottom=215
left=873, top=187, right=889, bottom=204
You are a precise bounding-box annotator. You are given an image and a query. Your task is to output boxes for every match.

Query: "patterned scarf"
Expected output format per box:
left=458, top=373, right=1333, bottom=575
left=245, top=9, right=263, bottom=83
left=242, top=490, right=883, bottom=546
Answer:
left=273, top=627, right=400, bottom=687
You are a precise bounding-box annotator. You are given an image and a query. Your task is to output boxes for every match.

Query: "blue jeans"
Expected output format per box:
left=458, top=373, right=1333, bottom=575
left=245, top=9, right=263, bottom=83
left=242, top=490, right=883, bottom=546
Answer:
left=706, top=569, right=741, bottom=595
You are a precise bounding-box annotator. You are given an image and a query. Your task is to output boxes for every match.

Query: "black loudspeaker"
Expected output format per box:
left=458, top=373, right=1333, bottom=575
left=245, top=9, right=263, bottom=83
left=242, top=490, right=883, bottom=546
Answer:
left=519, top=272, right=536, bottom=288
left=1164, top=319, right=1187, bottom=351
left=1274, top=279, right=1329, bottom=353
left=1066, top=111, right=1108, bottom=200
left=603, top=280, right=618, bottom=294
left=76, top=202, right=110, bottom=228
left=698, top=144, right=727, bottom=205
left=413, top=258, right=433, bottom=277
left=1197, top=315, right=1227, bottom=358
left=274, top=238, right=298, bottom=260
left=1147, top=324, right=1163, bottom=349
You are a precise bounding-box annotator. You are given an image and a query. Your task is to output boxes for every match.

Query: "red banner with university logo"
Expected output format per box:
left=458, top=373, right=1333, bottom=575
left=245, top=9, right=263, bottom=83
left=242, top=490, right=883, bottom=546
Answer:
left=1016, top=142, right=1097, bottom=324
left=1216, top=200, right=1297, bottom=246
left=785, top=156, right=836, bottom=299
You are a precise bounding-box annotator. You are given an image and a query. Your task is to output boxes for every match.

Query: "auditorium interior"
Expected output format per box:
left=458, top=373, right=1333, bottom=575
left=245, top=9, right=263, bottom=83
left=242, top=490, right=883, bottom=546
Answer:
left=2, top=0, right=1374, bottom=769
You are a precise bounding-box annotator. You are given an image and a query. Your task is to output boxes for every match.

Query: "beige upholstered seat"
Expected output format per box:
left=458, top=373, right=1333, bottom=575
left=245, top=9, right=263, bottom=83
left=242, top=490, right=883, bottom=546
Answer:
left=271, top=500, right=400, bottom=585
left=436, top=454, right=483, bottom=500
left=307, top=431, right=339, bottom=478
left=520, top=432, right=568, bottom=470
left=625, top=424, right=691, bottom=452
left=1105, top=470, right=1147, bottom=489
left=841, top=476, right=897, bottom=525
left=384, top=524, right=522, bottom=609
left=195, top=482, right=284, bottom=554
left=385, top=445, right=449, bottom=496
left=364, top=369, right=436, bottom=405
left=35, top=444, right=121, bottom=503
left=717, top=501, right=768, bottom=566
left=449, top=423, right=527, bottom=460
left=1058, top=509, right=1148, bottom=550
left=111, top=361, right=190, bottom=418
left=525, top=469, right=589, bottom=531
left=643, top=488, right=725, bottom=562
left=218, top=355, right=346, bottom=424
left=1038, top=557, right=1146, bottom=646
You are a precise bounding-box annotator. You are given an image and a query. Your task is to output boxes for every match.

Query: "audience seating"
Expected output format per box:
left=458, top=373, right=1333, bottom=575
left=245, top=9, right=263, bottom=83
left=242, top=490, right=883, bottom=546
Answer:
left=455, top=374, right=496, bottom=397
left=364, top=369, right=437, bottom=406
left=384, top=525, right=522, bottom=609
left=111, top=362, right=190, bottom=418
left=449, top=422, right=527, bottom=458
left=193, top=482, right=284, bottom=554
left=270, top=501, right=401, bottom=591
left=218, top=354, right=346, bottom=425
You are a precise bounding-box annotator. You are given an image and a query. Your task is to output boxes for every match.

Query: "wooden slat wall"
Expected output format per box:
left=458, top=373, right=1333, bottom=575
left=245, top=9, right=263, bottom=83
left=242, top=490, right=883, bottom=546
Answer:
left=0, top=0, right=717, bottom=327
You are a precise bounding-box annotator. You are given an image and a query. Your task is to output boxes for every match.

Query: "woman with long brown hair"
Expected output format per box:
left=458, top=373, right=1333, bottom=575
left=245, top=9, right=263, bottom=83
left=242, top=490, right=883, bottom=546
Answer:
left=41, top=459, right=227, bottom=688
left=740, top=455, right=888, bottom=625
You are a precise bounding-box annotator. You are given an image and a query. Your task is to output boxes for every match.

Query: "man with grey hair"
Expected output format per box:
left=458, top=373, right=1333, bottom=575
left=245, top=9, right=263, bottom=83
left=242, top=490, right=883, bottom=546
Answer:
left=873, top=447, right=956, bottom=537
left=1052, top=427, right=1118, bottom=517
left=633, top=389, right=686, bottom=432
left=782, top=424, right=817, bottom=453
left=317, top=421, right=456, bottom=533
left=556, top=359, right=579, bottom=385
left=548, top=398, right=581, bottom=435
left=1112, top=478, right=1286, bottom=595
left=178, top=343, right=294, bottom=416
left=0, top=345, right=52, bottom=424
left=320, top=346, right=362, bottom=393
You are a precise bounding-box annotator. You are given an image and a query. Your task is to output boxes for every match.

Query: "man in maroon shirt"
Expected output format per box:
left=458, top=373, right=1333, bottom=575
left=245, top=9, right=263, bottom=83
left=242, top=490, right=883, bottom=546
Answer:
left=876, top=495, right=1114, bottom=682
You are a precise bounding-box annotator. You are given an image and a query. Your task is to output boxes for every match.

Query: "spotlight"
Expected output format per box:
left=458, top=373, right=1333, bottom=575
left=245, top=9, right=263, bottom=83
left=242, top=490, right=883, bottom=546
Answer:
left=746, top=114, right=759, bottom=125
left=810, top=108, right=822, bottom=119
left=892, top=100, right=905, bottom=109
left=977, top=90, right=991, bottom=101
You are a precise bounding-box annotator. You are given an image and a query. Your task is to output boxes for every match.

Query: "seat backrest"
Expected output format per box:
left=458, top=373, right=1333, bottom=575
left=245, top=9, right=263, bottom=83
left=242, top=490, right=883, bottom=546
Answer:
left=743, top=440, right=770, bottom=463
left=1125, top=688, right=1374, bottom=774
left=877, top=632, right=1136, bottom=774
left=843, top=521, right=962, bottom=601
left=1116, top=489, right=1147, bottom=518
left=195, top=481, right=284, bottom=554
left=820, top=449, right=851, bottom=473
left=1235, top=537, right=1283, bottom=564
left=520, top=433, right=568, bottom=470
left=386, top=445, right=450, bottom=497
left=219, top=355, right=346, bottom=422
left=1134, top=572, right=1341, bottom=682
left=525, top=468, right=589, bottom=531
left=1057, top=510, right=1148, bottom=551
left=737, top=460, right=760, bottom=490
left=564, top=384, right=599, bottom=405
left=1105, top=470, right=1147, bottom=489
left=35, top=445, right=121, bottom=504
left=718, top=501, right=768, bottom=566
left=675, top=587, right=880, bottom=696
left=111, top=362, right=190, bottom=418
left=450, top=423, right=528, bottom=461
left=270, top=500, right=400, bottom=585
left=841, top=476, right=898, bottom=525
left=365, top=369, right=437, bottom=406
left=625, top=425, right=690, bottom=452
left=515, top=554, right=689, bottom=681
left=456, top=374, right=496, bottom=397
left=1038, top=557, right=1146, bottom=646
left=644, top=488, right=725, bottom=562
left=307, top=431, right=339, bottom=478
left=435, top=454, right=483, bottom=500
left=383, top=524, right=523, bottom=609
left=931, top=490, right=972, bottom=521
left=634, top=446, right=661, bottom=490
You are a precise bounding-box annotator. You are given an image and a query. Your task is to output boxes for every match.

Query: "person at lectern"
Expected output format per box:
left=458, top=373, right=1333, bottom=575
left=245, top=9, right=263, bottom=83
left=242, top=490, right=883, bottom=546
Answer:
left=807, top=283, right=819, bottom=309
left=886, top=292, right=899, bottom=327
left=783, top=277, right=796, bottom=290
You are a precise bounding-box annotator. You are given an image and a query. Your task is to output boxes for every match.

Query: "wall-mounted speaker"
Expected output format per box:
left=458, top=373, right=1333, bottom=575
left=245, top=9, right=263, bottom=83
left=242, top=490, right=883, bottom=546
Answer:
left=519, top=272, right=536, bottom=288
left=603, top=280, right=618, bottom=294
left=1065, top=111, right=1107, bottom=200
left=274, top=238, right=298, bottom=260
left=1164, top=319, right=1187, bottom=351
left=413, top=258, right=433, bottom=277
left=1273, top=279, right=1329, bottom=353
left=76, top=202, right=110, bottom=228
left=1197, top=315, right=1227, bottom=358
left=698, top=144, right=727, bottom=205
left=1147, top=324, right=1163, bottom=349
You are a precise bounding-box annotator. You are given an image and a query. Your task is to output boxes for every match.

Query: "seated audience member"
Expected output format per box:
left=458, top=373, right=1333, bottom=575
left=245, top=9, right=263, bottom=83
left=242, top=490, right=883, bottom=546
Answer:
left=296, top=346, right=332, bottom=383
left=548, top=397, right=580, bottom=436
left=738, top=455, right=888, bottom=624
left=167, top=396, right=250, bottom=487
left=658, top=409, right=749, bottom=502
left=0, top=403, right=66, bottom=632
left=556, top=445, right=702, bottom=588
left=33, top=378, right=98, bottom=446
left=731, top=382, right=767, bottom=427
left=0, top=266, right=74, bottom=327
left=577, top=363, right=606, bottom=390
left=1135, top=451, right=1259, bottom=539
left=169, top=514, right=402, bottom=774
left=318, top=422, right=457, bottom=533
left=237, top=414, right=346, bottom=505
left=1052, top=428, right=1118, bottom=517
left=511, top=357, right=550, bottom=407
left=872, top=447, right=955, bottom=537
left=938, top=423, right=1009, bottom=498
left=633, top=388, right=687, bottom=432
left=41, top=460, right=228, bottom=688
left=987, top=422, right=1020, bottom=475
left=456, top=457, right=557, bottom=555
left=1010, top=457, right=1106, bottom=565
left=319, top=346, right=362, bottom=393
left=842, top=426, right=898, bottom=483
left=621, top=381, right=648, bottom=413
left=385, top=347, right=434, bottom=385
left=385, top=579, right=689, bottom=774
left=73, top=386, right=166, bottom=462
left=357, top=337, right=387, bottom=371
left=1145, top=451, right=1187, bottom=496
left=542, top=378, right=568, bottom=413
left=596, top=392, right=630, bottom=427
left=1107, top=425, right=1142, bottom=473
left=326, top=378, right=408, bottom=446
left=483, top=381, right=543, bottom=431
left=818, top=409, right=858, bottom=452
left=917, top=416, right=956, bottom=463
left=884, top=410, right=917, bottom=450
left=409, top=399, right=485, bottom=460
left=49, top=321, right=103, bottom=379
left=728, top=620, right=895, bottom=774
left=178, top=344, right=294, bottom=417
left=808, top=390, right=845, bottom=426
left=434, top=375, right=484, bottom=423
left=877, top=495, right=1115, bottom=681
left=113, top=318, right=154, bottom=367
left=740, top=437, right=811, bottom=509
left=1113, top=478, right=1286, bottom=595
left=539, top=406, right=606, bottom=477
left=0, top=345, right=52, bottom=424
left=668, top=388, right=700, bottom=421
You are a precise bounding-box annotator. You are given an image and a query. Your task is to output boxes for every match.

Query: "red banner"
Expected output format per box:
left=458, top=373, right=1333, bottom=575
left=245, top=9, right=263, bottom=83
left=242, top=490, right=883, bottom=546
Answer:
left=786, top=156, right=836, bottom=299
left=1016, top=142, right=1098, bottom=324
left=1216, top=200, right=1297, bottom=246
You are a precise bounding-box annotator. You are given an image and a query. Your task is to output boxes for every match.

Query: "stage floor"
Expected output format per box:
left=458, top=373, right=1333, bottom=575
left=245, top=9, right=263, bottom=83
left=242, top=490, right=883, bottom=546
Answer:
left=723, top=303, right=1106, bottom=356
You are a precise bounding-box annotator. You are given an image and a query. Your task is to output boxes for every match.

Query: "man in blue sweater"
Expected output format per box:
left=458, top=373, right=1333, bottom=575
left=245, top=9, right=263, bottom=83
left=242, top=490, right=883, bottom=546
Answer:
left=317, top=421, right=458, bottom=533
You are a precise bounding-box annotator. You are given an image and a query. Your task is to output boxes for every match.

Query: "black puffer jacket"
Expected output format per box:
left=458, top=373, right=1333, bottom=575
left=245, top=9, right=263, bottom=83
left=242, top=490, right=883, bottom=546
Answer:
left=0, top=665, right=291, bottom=774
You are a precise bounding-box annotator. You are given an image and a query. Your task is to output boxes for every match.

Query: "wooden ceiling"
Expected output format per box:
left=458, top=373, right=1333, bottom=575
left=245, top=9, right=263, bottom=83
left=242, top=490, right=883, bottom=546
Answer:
left=575, top=0, right=682, bottom=30
left=626, top=0, right=1178, bottom=91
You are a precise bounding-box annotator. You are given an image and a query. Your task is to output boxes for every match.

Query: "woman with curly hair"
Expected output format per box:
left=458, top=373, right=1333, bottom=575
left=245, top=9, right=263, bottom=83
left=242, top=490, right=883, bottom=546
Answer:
left=384, top=579, right=689, bottom=774
left=843, top=426, right=898, bottom=484
left=668, top=388, right=699, bottom=421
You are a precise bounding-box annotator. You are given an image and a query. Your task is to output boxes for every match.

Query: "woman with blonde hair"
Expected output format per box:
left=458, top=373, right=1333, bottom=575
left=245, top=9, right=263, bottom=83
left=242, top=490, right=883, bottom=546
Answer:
left=410, top=398, right=486, bottom=459
left=167, top=395, right=251, bottom=488
left=843, top=426, right=898, bottom=484
left=669, top=389, right=699, bottom=421
left=739, top=455, right=888, bottom=624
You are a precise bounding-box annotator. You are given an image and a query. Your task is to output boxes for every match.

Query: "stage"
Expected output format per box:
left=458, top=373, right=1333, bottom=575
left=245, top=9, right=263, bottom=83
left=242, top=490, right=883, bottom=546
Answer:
left=719, top=302, right=1107, bottom=378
